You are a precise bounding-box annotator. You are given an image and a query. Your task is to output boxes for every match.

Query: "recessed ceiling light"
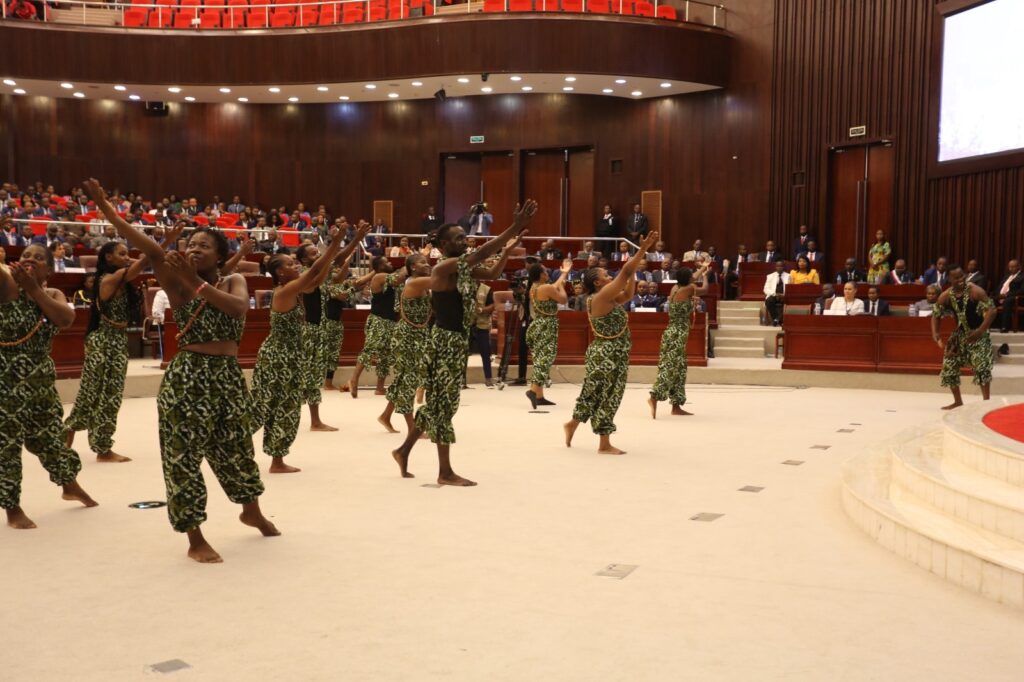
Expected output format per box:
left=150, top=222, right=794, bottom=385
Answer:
left=481, top=86, right=493, bottom=93
left=288, top=96, right=299, bottom=102
left=388, top=92, right=399, bottom=98
left=365, top=84, right=377, bottom=89
left=631, top=90, right=643, bottom=97
left=602, top=88, right=613, bottom=94
left=114, top=85, right=126, bottom=91
left=660, top=82, right=672, bottom=88
left=510, top=76, right=522, bottom=82
left=338, top=95, right=350, bottom=101
left=411, top=81, right=423, bottom=87
left=60, top=82, right=74, bottom=89
left=457, top=77, right=469, bottom=83
left=564, top=76, right=576, bottom=82
left=316, top=86, right=329, bottom=92
left=13, top=88, right=26, bottom=95
left=184, top=96, right=196, bottom=102
left=168, top=87, right=182, bottom=93
left=268, top=87, right=281, bottom=93
left=521, top=86, right=533, bottom=91
left=129, top=94, right=141, bottom=100
left=237, top=97, right=248, bottom=102
left=219, top=87, right=231, bottom=93
left=3, top=79, right=16, bottom=86
left=615, top=79, right=627, bottom=84
left=562, top=86, right=574, bottom=92
left=73, top=92, right=85, bottom=98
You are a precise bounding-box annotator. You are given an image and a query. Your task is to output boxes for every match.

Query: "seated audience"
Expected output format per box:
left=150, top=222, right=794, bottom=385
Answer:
left=575, top=240, right=600, bottom=261
left=886, top=258, right=915, bottom=284
left=830, top=281, right=865, bottom=316
left=862, top=285, right=889, bottom=316
left=789, top=256, right=819, bottom=284
left=835, top=257, right=866, bottom=284
left=797, top=240, right=825, bottom=269
left=612, top=240, right=632, bottom=262
left=763, top=260, right=789, bottom=326
left=31, top=224, right=63, bottom=247
left=965, top=259, right=987, bottom=290
left=50, top=242, right=79, bottom=272
left=465, top=237, right=478, bottom=254
left=627, top=282, right=646, bottom=310
left=909, top=284, right=942, bottom=317
left=813, top=283, right=836, bottom=314
left=634, top=259, right=653, bottom=282
left=919, top=256, right=949, bottom=287
left=646, top=240, right=672, bottom=263
left=997, top=258, right=1023, bottom=332
left=389, top=237, right=413, bottom=258
left=652, top=258, right=675, bottom=283
left=682, top=240, right=709, bottom=263
left=791, top=224, right=815, bottom=259
left=640, top=284, right=665, bottom=310
left=753, top=240, right=783, bottom=263
left=569, top=282, right=587, bottom=311
left=538, top=239, right=562, bottom=260
left=724, top=244, right=750, bottom=300
left=73, top=274, right=96, bottom=308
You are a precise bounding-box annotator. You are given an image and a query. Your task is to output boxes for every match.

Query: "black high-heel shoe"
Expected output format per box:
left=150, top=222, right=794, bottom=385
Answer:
left=526, top=390, right=538, bottom=410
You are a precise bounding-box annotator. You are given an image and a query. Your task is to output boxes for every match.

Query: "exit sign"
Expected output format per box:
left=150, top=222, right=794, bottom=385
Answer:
left=469, top=135, right=485, bottom=144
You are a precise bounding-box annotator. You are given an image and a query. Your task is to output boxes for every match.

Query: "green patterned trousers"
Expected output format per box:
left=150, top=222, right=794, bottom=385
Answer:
left=572, top=335, right=631, bottom=435
left=252, top=344, right=302, bottom=459
left=386, top=323, right=430, bottom=415
left=650, top=324, right=691, bottom=407
left=414, top=327, right=469, bottom=444
left=940, top=331, right=994, bottom=387
left=320, top=320, right=344, bottom=380
left=65, top=326, right=128, bottom=454
left=0, top=353, right=82, bottom=509
left=357, top=314, right=396, bottom=379
left=300, top=323, right=323, bottom=406
left=157, top=351, right=265, bottom=532
left=526, top=315, right=558, bottom=388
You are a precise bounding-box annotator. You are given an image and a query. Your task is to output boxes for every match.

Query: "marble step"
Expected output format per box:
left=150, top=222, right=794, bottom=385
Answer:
left=711, top=335, right=764, bottom=349
left=942, top=404, right=1024, bottom=487
left=717, top=315, right=762, bottom=327
left=713, top=346, right=767, bottom=358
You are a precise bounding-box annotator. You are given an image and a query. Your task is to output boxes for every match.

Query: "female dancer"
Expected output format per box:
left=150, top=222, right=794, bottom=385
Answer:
left=295, top=243, right=339, bottom=431
left=391, top=202, right=536, bottom=484
left=647, top=262, right=709, bottom=419
left=319, top=257, right=360, bottom=390
left=379, top=254, right=432, bottom=441
left=85, top=178, right=277, bottom=563
left=64, top=241, right=149, bottom=462
left=525, top=259, right=572, bottom=409
left=1, top=244, right=97, bottom=529
left=565, top=231, right=659, bottom=455
left=348, top=256, right=408, bottom=398
left=252, top=226, right=365, bottom=473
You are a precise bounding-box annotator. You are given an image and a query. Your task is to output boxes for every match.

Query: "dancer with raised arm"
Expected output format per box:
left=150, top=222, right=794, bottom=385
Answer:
left=565, top=231, right=659, bottom=454
left=348, top=256, right=408, bottom=398
left=1, top=244, right=98, bottom=529
left=391, top=201, right=537, bottom=484
left=525, top=258, right=572, bottom=409
left=647, top=262, right=710, bottom=418
left=253, top=225, right=367, bottom=473
left=64, top=241, right=151, bottom=462
left=378, top=254, right=433, bottom=442
left=85, top=178, right=278, bottom=563
left=295, top=243, right=339, bottom=431
left=932, top=264, right=997, bottom=410
left=320, top=257, right=361, bottom=390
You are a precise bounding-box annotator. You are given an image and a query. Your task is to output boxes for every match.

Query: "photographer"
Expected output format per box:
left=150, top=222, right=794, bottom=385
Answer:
left=465, top=202, right=494, bottom=237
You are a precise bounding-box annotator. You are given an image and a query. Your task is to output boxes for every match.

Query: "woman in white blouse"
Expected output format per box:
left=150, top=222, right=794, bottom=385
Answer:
left=829, top=281, right=865, bottom=315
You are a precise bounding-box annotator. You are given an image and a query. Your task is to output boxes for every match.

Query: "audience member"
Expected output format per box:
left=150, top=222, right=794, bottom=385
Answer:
left=835, top=257, right=866, bottom=284
left=31, top=223, right=63, bottom=247
left=652, top=259, right=674, bottom=283
left=724, top=243, right=749, bottom=300
left=595, top=204, right=617, bottom=257
left=830, top=281, right=865, bottom=316
left=538, top=239, right=563, bottom=260
left=575, top=240, right=600, bottom=261
left=49, top=242, right=78, bottom=272
left=964, top=259, right=987, bottom=290
left=863, top=285, right=889, bottom=316
left=867, top=229, right=892, bottom=284
left=627, top=282, right=646, bottom=310
left=89, top=225, right=121, bottom=250
left=813, top=283, right=836, bottom=314
left=797, top=240, right=825, bottom=268
left=73, top=274, right=96, bottom=308
left=682, top=239, right=710, bottom=263
left=763, top=260, right=789, bottom=326
left=226, top=195, right=246, bottom=213
left=920, top=256, right=949, bottom=287
left=887, top=259, right=915, bottom=284
left=640, top=283, right=665, bottom=310
left=389, top=237, right=413, bottom=258
left=634, top=260, right=653, bottom=283
left=568, top=282, right=587, bottom=311
left=997, top=259, right=1023, bottom=332
left=646, top=240, right=672, bottom=263
left=466, top=204, right=493, bottom=236
left=626, top=203, right=649, bottom=244
left=612, top=241, right=631, bottom=262
left=789, top=256, right=819, bottom=284
left=753, top=240, right=783, bottom=263
left=421, top=206, right=442, bottom=234
left=909, top=284, right=942, bottom=317
left=791, top=224, right=815, bottom=259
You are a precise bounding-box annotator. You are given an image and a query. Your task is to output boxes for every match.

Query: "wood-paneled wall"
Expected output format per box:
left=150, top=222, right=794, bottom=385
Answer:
left=769, top=0, right=1024, bottom=279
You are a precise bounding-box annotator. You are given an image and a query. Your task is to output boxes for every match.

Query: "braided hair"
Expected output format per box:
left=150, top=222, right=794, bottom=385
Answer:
left=87, top=241, right=141, bottom=334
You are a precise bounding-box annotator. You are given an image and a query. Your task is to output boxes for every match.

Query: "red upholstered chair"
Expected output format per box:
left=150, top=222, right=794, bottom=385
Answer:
left=193, top=215, right=210, bottom=226
left=140, top=213, right=157, bottom=224
left=655, top=3, right=674, bottom=19
left=79, top=255, right=98, bottom=272
left=342, top=3, right=363, bottom=21
left=482, top=0, right=504, bottom=11
left=173, top=9, right=198, bottom=26
left=206, top=0, right=225, bottom=5
left=421, top=1, right=433, bottom=14
left=224, top=6, right=246, bottom=25
left=155, top=0, right=175, bottom=6
left=588, top=0, right=610, bottom=12
left=318, top=2, right=338, bottom=22
left=387, top=1, right=407, bottom=18
left=298, top=6, right=318, bottom=23
left=509, top=0, right=531, bottom=10
left=560, top=0, right=582, bottom=12
left=246, top=8, right=270, bottom=25
left=615, top=0, right=634, bottom=13
left=199, top=9, right=222, bottom=26
left=123, top=8, right=148, bottom=25
left=280, top=227, right=300, bottom=247
left=271, top=9, right=294, bottom=24
left=634, top=0, right=653, bottom=15
left=367, top=4, right=386, bottom=20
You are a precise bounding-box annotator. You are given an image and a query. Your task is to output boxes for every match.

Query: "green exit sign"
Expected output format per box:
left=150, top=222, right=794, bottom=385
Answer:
left=469, top=135, right=485, bottom=144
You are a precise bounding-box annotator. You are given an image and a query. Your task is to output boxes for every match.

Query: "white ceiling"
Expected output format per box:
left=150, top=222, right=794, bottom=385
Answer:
left=0, top=73, right=717, bottom=103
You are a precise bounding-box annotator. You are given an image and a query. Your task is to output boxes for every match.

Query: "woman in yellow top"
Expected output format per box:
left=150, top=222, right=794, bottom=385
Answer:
left=789, top=256, right=819, bottom=285
left=868, top=229, right=891, bottom=284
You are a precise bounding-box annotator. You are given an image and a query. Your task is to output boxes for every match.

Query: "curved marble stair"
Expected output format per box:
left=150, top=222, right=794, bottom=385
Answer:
left=842, top=403, right=1024, bottom=607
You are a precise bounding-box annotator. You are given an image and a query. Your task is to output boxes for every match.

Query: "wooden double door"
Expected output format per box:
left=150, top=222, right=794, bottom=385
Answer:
left=827, top=142, right=894, bottom=276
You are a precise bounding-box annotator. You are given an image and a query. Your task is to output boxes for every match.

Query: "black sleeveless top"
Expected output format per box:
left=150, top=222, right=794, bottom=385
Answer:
left=432, top=289, right=463, bottom=332
left=370, top=286, right=398, bottom=321
left=326, top=298, right=344, bottom=321
left=302, top=289, right=322, bottom=325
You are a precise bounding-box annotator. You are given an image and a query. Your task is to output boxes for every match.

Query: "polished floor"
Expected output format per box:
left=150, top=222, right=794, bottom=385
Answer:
left=6, top=383, right=1024, bottom=681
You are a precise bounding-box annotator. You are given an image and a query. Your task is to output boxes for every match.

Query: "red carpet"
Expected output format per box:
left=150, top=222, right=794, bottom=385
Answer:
left=982, top=404, right=1024, bottom=443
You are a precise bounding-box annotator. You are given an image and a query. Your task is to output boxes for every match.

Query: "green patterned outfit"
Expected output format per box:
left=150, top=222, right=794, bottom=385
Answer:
left=65, top=274, right=130, bottom=454
left=320, top=280, right=353, bottom=381
left=935, top=290, right=994, bottom=388
left=650, top=298, right=694, bottom=407
left=252, top=303, right=304, bottom=458
left=385, top=291, right=432, bottom=415
left=572, top=299, right=632, bottom=435
left=0, top=291, right=83, bottom=510
left=357, top=273, right=400, bottom=379
left=526, top=289, right=559, bottom=388
left=157, top=297, right=264, bottom=532
left=415, top=255, right=476, bottom=444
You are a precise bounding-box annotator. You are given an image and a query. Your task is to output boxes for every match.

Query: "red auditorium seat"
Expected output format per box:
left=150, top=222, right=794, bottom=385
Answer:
left=367, top=5, right=385, bottom=20
left=246, top=8, right=270, bottom=26
left=145, top=12, right=170, bottom=29
left=318, top=3, right=339, bottom=23
left=655, top=3, right=674, bottom=19
left=387, top=1, right=408, bottom=19
left=140, top=213, right=157, bottom=225
left=193, top=215, right=210, bottom=226
left=123, top=8, right=148, bottom=25
left=588, top=0, right=611, bottom=12
left=616, top=0, right=634, bottom=13
left=342, top=3, right=363, bottom=22
left=560, top=0, right=582, bottom=12
left=298, top=6, right=318, bottom=24
left=509, top=0, right=531, bottom=10
left=206, top=0, right=225, bottom=5
left=482, top=0, right=504, bottom=11
left=224, top=7, right=246, bottom=25
left=155, top=0, right=175, bottom=7
left=634, top=0, right=653, bottom=16
left=280, top=227, right=300, bottom=247
left=421, top=2, right=433, bottom=15
left=173, top=10, right=199, bottom=27
left=270, top=10, right=295, bottom=25
left=199, top=9, right=222, bottom=26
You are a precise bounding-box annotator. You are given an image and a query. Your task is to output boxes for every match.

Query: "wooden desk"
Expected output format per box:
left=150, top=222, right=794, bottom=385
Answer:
left=51, top=309, right=89, bottom=379
left=783, top=283, right=928, bottom=308
left=739, top=262, right=795, bottom=300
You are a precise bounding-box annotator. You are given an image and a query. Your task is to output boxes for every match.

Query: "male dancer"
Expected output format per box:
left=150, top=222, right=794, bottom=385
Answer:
left=932, top=264, right=996, bottom=410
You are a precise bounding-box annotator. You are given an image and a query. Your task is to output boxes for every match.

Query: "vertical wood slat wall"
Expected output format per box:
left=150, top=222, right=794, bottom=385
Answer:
left=769, top=0, right=1024, bottom=279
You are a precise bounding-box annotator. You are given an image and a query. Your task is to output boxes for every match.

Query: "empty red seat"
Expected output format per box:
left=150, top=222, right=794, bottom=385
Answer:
left=421, top=2, right=433, bottom=14
left=634, top=0, right=653, bottom=15
left=199, top=8, right=221, bottom=25
left=155, top=0, right=176, bottom=6
left=615, top=0, right=633, bottom=12
left=123, top=7, right=148, bottom=25
left=298, top=6, right=318, bottom=23
left=342, top=4, right=363, bottom=21
left=246, top=8, right=269, bottom=25
left=179, top=0, right=199, bottom=7
left=367, top=5, right=385, bottom=20
left=387, top=2, right=408, bottom=18
left=173, top=10, right=198, bottom=26
left=482, top=0, right=503, bottom=10
left=561, top=0, right=582, bottom=11
left=270, top=10, right=294, bottom=25
left=148, top=7, right=173, bottom=25
left=318, top=3, right=339, bottom=22
left=588, top=0, right=610, bottom=11
left=655, top=3, right=674, bottom=19
left=509, top=0, right=531, bottom=10
left=223, top=7, right=245, bottom=25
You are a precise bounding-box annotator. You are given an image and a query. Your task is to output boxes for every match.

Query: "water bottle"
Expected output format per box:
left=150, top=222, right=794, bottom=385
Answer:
left=249, top=294, right=256, bottom=309
left=814, top=302, right=821, bottom=315
left=629, top=301, right=636, bottom=312
left=504, top=300, right=512, bottom=312
left=908, top=303, right=917, bottom=317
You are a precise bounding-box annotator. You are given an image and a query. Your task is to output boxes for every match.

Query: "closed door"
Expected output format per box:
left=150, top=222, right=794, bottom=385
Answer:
left=522, top=151, right=566, bottom=235
left=827, top=143, right=894, bottom=277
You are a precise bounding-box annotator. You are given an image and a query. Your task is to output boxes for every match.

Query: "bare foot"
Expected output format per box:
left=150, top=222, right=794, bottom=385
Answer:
left=941, top=402, right=964, bottom=410
left=6, top=507, right=37, bottom=529
left=96, top=451, right=132, bottom=463
left=239, top=508, right=281, bottom=537
left=348, top=378, right=359, bottom=398
left=392, top=449, right=415, bottom=478
left=374, top=389, right=387, bottom=396
left=418, top=431, right=430, bottom=440
left=339, top=383, right=351, bottom=393
left=269, top=457, right=301, bottom=474
left=310, top=422, right=339, bottom=432
left=647, top=396, right=657, bottom=419
left=564, top=421, right=579, bottom=448
left=671, top=406, right=693, bottom=416
left=61, top=482, right=98, bottom=507
left=438, top=473, right=477, bottom=486
left=323, top=381, right=337, bottom=391
left=598, top=445, right=627, bottom=455
left=187, top=540, right=223, bottom=564
left=378, top=415, right=399, bottom=434
left=64, top=428, right=75, bottom=449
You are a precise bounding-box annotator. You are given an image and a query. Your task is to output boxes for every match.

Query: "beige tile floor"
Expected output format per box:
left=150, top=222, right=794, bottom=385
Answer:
left=5, top=384, right=1024, bottom=681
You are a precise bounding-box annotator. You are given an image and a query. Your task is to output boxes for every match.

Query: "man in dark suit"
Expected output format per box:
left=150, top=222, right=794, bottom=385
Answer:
left=791, top=224, right=815, bottom=259
left=862, top=285, right=890, bottom=316
left=797, top=240, right=825, bottom=270
left=753, top=240, right=783, bottom=263
left=919, top=256, right=949, bottom=287
left=538, top=239, right=563, bottom=261
left=724, top=243, right=750, bottom=300
left=421, top=206, right=442, bottom=234
left=595, top=204, right=616, bottom=258
left=30, top=224, right=63, bottom=248
left=626, top=203, right=648, bottom=244
left=996, top=259, right=1024, bottom=332
left=965, top=259, right=988, bottom=290
left=835, top=257, right=866, bottom=284
left=651, top=258, right=674, bottom=283
left=887, top=259, right=915, bottom=284
left=634, top=260, right=653, bottom=283
left=814, top=283, right=836, bottom=314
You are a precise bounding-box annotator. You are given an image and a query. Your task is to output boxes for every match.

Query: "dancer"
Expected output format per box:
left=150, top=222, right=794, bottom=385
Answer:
left=565, top=231, right=659, bottom=454
left=85, top=178, right=277, bottom=563
left=295, top=243, right=339, bottom=431
left=1, top=244, right=98, bottom=529
left=525, top=258, right=572, bottom=409
left=391, top=201, right=537, bottom=484
left=932, top=264, right=996, bottom=410
left=348, top=256, right=408, bottom=398
left=379, top=254, right=433, bottom=441
left=252, top=227, right=364, bottom=473
left=320, top=257, right=364, bottom=390
left=647, top=262, right=710, bottom=419
left=63, top=241, right=150, bottom=462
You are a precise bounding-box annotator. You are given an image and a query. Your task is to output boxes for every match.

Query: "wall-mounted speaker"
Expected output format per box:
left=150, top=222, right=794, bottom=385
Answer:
left=144, top=101, right=168, bottom=117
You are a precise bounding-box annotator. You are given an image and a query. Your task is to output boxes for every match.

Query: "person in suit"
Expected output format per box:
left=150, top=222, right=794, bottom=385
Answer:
left=49, top=242, right=79, bottom=273
left=797, top=240, right=825, bottom=269
left=575, top=240, right=600, bottom=261
left=919, top=257, right=949, bottom=287
left=612, top=240, right=632, bottom=263
left=651, top=258, right=675, bottom=283
left=887, top=259, right=915, bottom=284
left=627, top=281, right=647, bottom=310
left=30, top=223, right=63, bottom=248
left=538, top=239, right=563, bottom=261
left=724, top=243, right=750, bottom=300
left=0, top=216, right=26, bottom=246
left=965, top=259, right=987, bottom=290
left=421, top=206, right=442, bottom=234
left=862, top=285, right=890, bottom=316
left=466, top=204, right=493, bottom=236
left=646, top=240, right=672, bottom=263
left=835, top=257, right=866, bottom=284
left=640, top=283, right=665, bottom=310
left=753, top=240, right=783, bottom=263
left=813, top=283, right=836, bottom=314
left=682, top=239, right=710, bottom=263
left=595, top=204, right=616, bottom=258
left=996, top=259, right=1023, bottom=332
left=626, top=203, right=648, bottom=244
left=762, top=260, right=790, bottom=326
left=791, top=224, right=815, bottom=259
left=634, top=259, right=653, bottom=283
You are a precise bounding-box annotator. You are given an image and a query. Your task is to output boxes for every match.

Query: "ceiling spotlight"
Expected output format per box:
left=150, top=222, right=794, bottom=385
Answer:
left=481, top=87, right=493, bottom=93
left=12, top=88, right=26, bottom=95
left=388, top=92, right=399, bottom=99
left=338, top=95, right=350, bottom=101
left=602, top=88, right=613, bottom=94
left=129, top=94, right=141, bottom=100
left=3, top=79, right=16, bottom=86
left=168, top=87, right=182, bottom=93
left=434, top=88, right=447, bottom=102
left=317, top=86, right=329, bottom=92
left=365, top=84, right=377, bottom=90
left=184, top=96, right=196, bottom=102
left=631, top=90, right=643, bottom=97
left=237, top=97, right=248, bottom=102
left=564, top=76, right=576, bottom=82
left=114, top=85, right=126, bottom=91
left=660, top=82, right=672, bottom=88
left=615, top=78, right=627, bottom=84
left=510, top=75, right=522, bottom=82
left=219, top=87, right=231, bottom=93
left=457, top=77, right=469, bottom=84
left=60, top=82, right=74, bottom=89
left=521, top=86, right=533, bottom=92
left=411, top=81, right=423, bottom=87
left=268, top=87, right=281, bottom=93
left=562, top=86, right=574, bottom=92
left=73, top=92, right=85, bottom=98
left=288, top=96, right=299, bottom=102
